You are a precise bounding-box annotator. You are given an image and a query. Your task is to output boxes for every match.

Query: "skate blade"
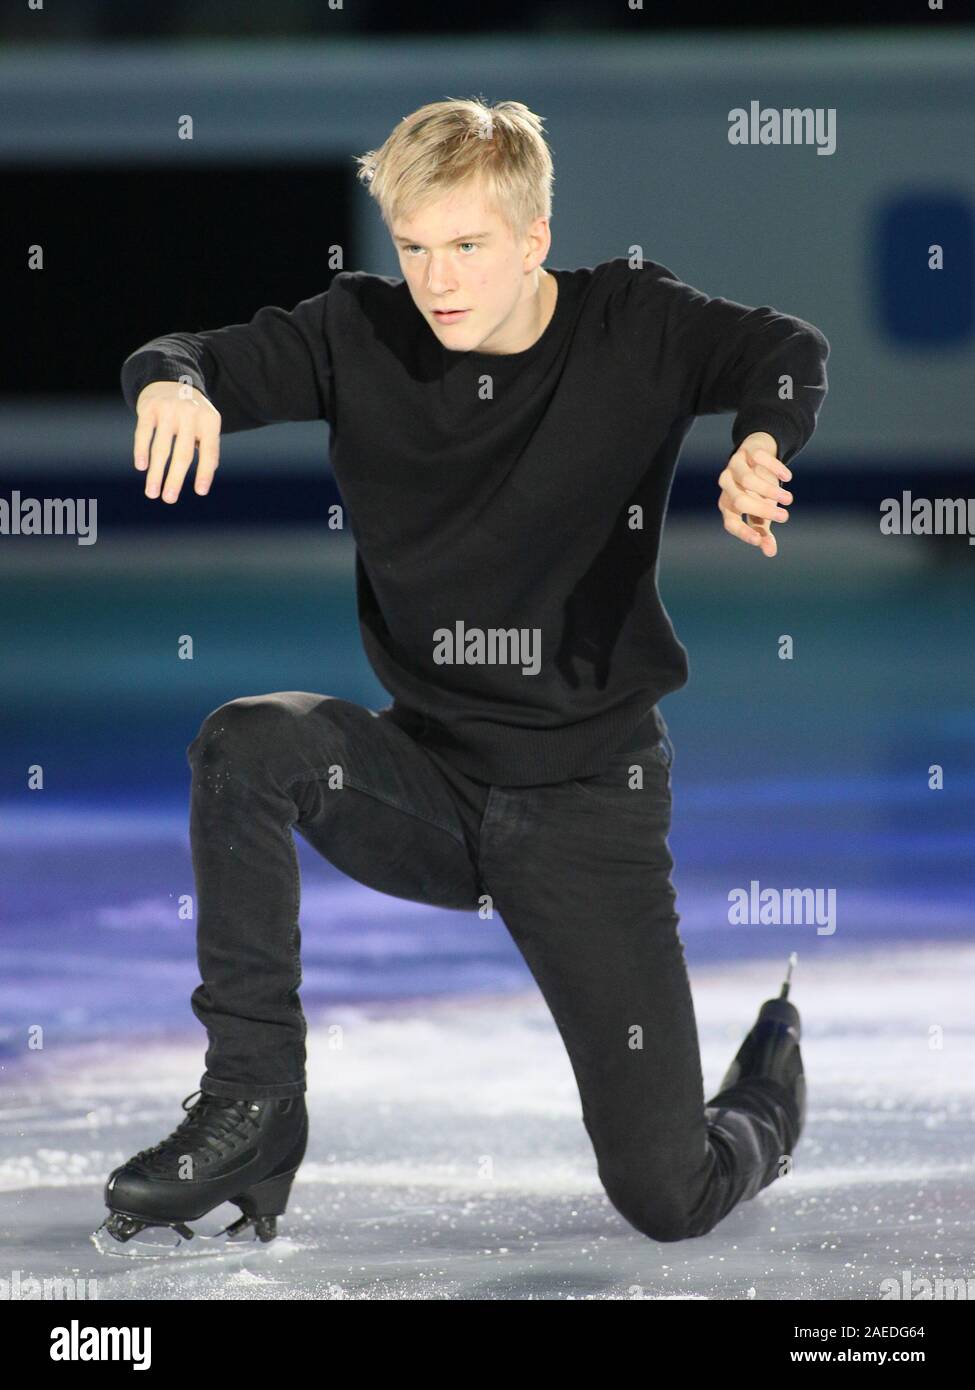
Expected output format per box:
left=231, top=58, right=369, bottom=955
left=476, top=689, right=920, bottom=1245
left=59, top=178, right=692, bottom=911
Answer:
left=90, top=1209, right=264, bottom=1260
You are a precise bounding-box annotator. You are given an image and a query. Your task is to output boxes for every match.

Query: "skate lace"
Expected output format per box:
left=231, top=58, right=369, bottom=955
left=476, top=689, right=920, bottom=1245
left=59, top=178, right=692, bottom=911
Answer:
left=130, top=1090, right=262, bottom=1166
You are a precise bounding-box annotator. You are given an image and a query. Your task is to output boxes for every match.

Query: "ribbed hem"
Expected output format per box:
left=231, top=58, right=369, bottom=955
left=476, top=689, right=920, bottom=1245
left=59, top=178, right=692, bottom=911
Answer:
left=391, top=699, right=669, bottom=787
left=615, top=707, right=666, bottom=755
left=120, top=349, right=208, bottom=414
left=731, top=410, right=803, bottom=466
left=201, top=1073, right=306, bottom=1100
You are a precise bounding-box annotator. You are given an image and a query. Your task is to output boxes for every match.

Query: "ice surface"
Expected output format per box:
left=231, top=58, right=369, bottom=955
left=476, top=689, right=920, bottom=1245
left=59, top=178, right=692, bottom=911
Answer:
left=1, top=946, right=973, bottom=1300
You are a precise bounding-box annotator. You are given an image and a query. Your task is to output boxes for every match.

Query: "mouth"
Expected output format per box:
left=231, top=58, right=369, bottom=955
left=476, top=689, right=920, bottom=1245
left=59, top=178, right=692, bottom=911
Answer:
left=431, top=309, right=470, bottom=324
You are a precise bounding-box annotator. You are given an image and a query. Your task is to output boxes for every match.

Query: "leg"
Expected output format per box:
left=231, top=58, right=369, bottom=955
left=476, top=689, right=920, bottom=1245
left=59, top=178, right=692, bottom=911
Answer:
left=186, top=693, right=484, bottom=1099
left=478, top=735, right=797, bottom=1242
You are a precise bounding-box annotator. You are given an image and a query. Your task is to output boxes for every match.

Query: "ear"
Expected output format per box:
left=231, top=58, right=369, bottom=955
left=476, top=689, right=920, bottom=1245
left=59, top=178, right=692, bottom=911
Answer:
left=524, top=215, right=551, bottom=269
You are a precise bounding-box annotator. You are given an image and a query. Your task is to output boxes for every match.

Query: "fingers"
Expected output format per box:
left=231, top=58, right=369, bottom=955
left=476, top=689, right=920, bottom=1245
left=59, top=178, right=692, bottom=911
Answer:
left=720, top=505, right=766, bottom=546
left=719, top=508, right=778, bottom=557
left=747, top=447, right=792, bottom=483
left=144, top=405, right=175, bottom=499
left=725, top=446, right=791, bottom=490
left=719, top=451, right=792, bottom=523
left=727, top=447, right=793, bottom=495
left=136, top=391, right=220, bottom=502
left=717, top=448, right=793, bottom=558
left=747, top=514, right=777, bottom=557
left=194, top=427, right=220, bottom=496
left=717, top=476, right=790, bottom=524
left=133, top=411, right=154, bottom=472
left=160, top=420, right=198, bottom=503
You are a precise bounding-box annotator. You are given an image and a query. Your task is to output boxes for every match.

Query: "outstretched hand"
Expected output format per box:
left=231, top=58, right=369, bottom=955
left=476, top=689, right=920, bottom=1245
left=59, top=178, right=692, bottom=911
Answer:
left=717, top=432, right=793, bottom=558
left=134, top=381, right=222, bottom=503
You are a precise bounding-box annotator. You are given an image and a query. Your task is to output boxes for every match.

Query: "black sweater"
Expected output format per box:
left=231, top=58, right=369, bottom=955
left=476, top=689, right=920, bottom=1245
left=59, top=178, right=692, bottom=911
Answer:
left=120, top=257, right=829, bottom=786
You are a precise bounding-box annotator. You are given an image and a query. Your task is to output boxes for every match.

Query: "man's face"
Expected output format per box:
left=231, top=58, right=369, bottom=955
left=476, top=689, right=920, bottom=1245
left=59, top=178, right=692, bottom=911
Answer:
left=392, top=179, right=549, bottom=355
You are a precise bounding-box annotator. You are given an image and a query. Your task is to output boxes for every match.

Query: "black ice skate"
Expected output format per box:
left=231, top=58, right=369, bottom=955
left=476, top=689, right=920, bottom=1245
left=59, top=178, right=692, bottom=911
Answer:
left=92, top=1088, right=307, bottom=1256
left=709, top=952, right=805, bottom=1151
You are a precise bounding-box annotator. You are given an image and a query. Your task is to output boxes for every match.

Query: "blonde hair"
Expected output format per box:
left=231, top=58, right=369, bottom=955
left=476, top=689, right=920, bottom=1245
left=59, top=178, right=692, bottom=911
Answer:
left=354, top=98, right=554, bottom=242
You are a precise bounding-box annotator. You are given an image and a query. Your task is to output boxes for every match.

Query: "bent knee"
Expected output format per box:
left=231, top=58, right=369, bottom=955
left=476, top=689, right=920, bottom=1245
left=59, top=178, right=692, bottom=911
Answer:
left=602, top=1179, right=702, bottom=1243
left=187, top=694, right=300, bottom=767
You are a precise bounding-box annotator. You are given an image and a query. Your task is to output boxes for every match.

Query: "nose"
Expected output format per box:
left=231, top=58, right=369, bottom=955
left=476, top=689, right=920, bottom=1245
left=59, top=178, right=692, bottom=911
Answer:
left=425, top=254, right=459, bottom=296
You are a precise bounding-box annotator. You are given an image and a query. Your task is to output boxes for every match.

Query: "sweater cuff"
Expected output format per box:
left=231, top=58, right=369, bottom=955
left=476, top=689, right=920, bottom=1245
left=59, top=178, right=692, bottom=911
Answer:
left=120, top=350, right=208, bottom=413
left=731, top=410, right=803, bottom=465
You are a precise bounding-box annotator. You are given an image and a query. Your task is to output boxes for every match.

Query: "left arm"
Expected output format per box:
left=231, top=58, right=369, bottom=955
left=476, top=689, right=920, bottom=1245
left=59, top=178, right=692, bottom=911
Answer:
left=660, top=275, right=830, bottom=466
left=657, top=271, right=830, bottom=558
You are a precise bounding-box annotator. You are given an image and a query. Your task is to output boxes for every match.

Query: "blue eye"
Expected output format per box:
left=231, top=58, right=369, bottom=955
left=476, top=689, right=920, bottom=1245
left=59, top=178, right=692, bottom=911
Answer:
left=401, top=243, right=479, bottom=255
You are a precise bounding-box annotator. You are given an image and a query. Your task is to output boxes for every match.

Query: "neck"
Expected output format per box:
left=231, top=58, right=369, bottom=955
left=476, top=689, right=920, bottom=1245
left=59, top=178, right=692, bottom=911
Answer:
left=534, top=268, right=557, bottom=335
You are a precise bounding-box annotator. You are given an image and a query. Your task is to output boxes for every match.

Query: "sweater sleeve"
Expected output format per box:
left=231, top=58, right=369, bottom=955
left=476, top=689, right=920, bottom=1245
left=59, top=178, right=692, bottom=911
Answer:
left=119, top=289, right=334, bottom=435
left=653, top=268, right=830, bottom=466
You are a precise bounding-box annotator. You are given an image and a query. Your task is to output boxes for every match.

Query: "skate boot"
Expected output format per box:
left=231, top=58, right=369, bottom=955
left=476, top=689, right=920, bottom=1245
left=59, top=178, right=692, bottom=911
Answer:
left=92, top=1088, right=307, bottom=1255
left=709, top=952, right=805, bottom=1152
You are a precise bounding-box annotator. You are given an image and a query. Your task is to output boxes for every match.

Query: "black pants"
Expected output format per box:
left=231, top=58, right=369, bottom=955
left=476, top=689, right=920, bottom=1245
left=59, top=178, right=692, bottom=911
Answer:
left=186, top=692, right=798, bottom=1242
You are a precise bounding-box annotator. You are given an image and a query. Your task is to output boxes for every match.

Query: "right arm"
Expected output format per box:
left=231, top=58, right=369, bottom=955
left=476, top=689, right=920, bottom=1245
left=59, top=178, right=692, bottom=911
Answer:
left=122, top=290, right=333, bottom=504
